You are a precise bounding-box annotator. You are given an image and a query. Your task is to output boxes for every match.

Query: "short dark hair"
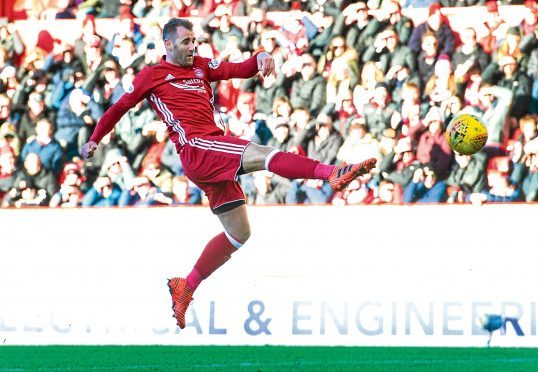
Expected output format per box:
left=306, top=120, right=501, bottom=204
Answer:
left=163, top=18, right=193, bottom=41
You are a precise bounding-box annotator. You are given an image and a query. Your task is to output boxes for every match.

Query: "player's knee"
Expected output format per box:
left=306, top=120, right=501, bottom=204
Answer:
left=236, top=226, right=251, bottom=244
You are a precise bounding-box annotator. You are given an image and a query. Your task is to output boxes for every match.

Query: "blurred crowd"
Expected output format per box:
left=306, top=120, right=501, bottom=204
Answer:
left=1, top=0, right=538, bottom=208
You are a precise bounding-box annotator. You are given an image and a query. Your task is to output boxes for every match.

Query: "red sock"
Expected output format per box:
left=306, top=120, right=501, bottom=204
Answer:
left=267, top=151, right=335, bottom=180
left=186, top=268, right=203, bottom=291
left=189, top=232, right=240, bottom=290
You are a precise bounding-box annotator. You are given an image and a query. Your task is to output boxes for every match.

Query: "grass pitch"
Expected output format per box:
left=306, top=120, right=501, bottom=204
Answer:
left=1, top=346, right=537, bottom=371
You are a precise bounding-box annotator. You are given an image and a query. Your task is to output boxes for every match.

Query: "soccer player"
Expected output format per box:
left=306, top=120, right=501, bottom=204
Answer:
left=81, top=18, right=376, bottom=329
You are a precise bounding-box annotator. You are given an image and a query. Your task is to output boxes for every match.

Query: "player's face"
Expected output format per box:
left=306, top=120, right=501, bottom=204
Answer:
left=169, top=27, right=196, bottom=67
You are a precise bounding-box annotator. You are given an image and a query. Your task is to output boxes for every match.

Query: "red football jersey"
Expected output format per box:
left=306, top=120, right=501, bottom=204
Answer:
left=89, top=55, right=259, bottom=151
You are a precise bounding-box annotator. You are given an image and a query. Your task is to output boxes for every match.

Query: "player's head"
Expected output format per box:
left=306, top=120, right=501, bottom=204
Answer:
left=163, top=18, right=195, bottom=67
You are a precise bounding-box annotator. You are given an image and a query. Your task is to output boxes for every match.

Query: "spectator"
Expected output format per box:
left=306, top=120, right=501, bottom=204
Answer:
left=408, top=3, right=456, bottom=56
left=246, top=170, right=288, bottom=205
left=82, top=132, right=121, bottom=185
left=132, top=42, right=160, bottom=71
left=15, top=91, right=55, bottom=143
left=0, top=122, right=20, bottom=155
left=331, top=178, right=372, bottom=205
left=363, top=82, right=398, bottom=141
left=81, top=176, right=122, bottom=207
left=510, top=115, right=538, bottom=201
left=20, top=118, right=63, bottom=176
left=289, top=54, right=326, bottom=116
left=0, top=93, right=12, bottom=126
left=490, top=27, right=527, bottom=70
left=119, top=176, right=164, bottom=207
left=527, top=44, right=538, bottom=114
left=304, top=113, right=343, bottom=165
left=398, top=82, right=422, bottom=136
left=167, top=175, right=202, bottom=205
left=202, top=5, right=245, bottom=53
left=0, top=143, right=16, bottom=198
left=417, top=31, right=441, bottom=86
left=337, top=120, right=379, bottom=165
left=74, top=15, right=107, bottom=64
left=0, top=66, right=18, bottom=98
left=110, top=6, right=144, bottom=47
left=55, top=88, right=102, bottom=157
left=461, top=65, right=483, bottom=107
left=112, top=37, right=140, bottom=71
left=267, top=116, right=294, bottom=152
left=92, top=60, right=126, bottom=109
left=372, top=179, right=398, bottom=204
left=49, top=162, right=85, bottom=208
left=318, top=36, right=347, bottom=79
left=379, top=137, right=419, bottom=193
left=337, top=1, right=378, bottom=60
left=54, top=0, right=76, bottom=19
left=0, top=22, right=24, bottom=67
left=520, top=3, right=538, bottom=54
left=482, top=55, right=531, bottom=119
left=446, top=152, right=487, bottom=203
left=285, top=177, right=334, bottom=204
left=80, top=35, right=108, bottom=75
left=326, top=47, right=359, bottom=107
left=353, top=61, right=385, bottom=114
left=243, top=73, right=286, bottom=116
left=423, top=54, right=456, bottom=107
left=372, top=0, right=413, bottom=46
left=452, top=27, right=490, bottom=80
left=409, top=106, right=453, bottom=178
left=3, top=152, right=57, bottom=207
left=403, top=166, right=447, bottom=203
left=477, top=0, right=509, bottom=56
left=99, top=148, right=135, bottom=192
left=477, top=85, right=514, bottom=150
left=469, top=169, right=521, bottom=204
left=439, top=0, right=483, bottom=6
left=362, top=26, right=416, bottom=76
left=115, top=100, right=156, bottom=166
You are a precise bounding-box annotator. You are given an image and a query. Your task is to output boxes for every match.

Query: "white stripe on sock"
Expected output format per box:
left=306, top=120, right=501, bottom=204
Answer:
left=224, top=230, right=243, bottom=249
left=265, top=149, right=281, bottom=171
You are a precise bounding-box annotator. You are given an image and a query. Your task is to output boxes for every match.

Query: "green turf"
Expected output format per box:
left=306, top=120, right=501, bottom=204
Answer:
left=1, top=346, right=537, bottom=371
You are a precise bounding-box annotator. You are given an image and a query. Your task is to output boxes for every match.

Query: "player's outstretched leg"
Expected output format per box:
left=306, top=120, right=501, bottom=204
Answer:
left=262, top=149, right=377, bottom=191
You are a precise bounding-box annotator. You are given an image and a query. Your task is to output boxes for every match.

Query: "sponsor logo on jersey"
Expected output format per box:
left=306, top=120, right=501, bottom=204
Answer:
left=169, top=80, right=206, bottom=94
left=165, top=73, right=175, bottom=81
left=126, top=83, right=134, bottom=93
left=208, top=59, right=221, bottom=69
left=194, top=68, right=204, bottom=78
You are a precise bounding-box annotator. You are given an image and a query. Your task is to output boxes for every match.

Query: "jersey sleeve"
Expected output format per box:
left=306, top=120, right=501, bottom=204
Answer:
left=205, top=54, right=260, bottom=82
left=89, top=67, right=153, bottom=144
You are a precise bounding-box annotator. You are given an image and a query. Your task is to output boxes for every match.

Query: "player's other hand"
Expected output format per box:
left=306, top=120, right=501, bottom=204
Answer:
left=81, top=140, right=98, bottom=159
left=257, top=52, right=275, bottom=77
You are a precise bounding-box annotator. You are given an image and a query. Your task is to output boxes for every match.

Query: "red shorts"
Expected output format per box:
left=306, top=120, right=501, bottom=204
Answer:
left=179, top=135, right=250, bottom=214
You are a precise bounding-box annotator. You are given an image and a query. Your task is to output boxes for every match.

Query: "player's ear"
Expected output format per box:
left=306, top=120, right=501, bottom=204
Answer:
left=164, top=39, right=173, bottom=52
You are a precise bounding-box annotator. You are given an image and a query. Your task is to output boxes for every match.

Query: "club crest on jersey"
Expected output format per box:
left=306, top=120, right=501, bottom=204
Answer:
left=208, top=59, right=221, bottom=69
left=194, top=68, right=204, bottom=78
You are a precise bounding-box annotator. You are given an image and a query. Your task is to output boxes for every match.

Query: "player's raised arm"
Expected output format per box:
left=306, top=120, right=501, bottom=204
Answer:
left=206, top=52, right=274, bottom=82
left=80, top=67, right=153, bottom=159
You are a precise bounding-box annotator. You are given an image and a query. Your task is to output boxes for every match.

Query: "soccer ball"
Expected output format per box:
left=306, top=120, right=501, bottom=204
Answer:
left=445, top=113, right=488, bottom=155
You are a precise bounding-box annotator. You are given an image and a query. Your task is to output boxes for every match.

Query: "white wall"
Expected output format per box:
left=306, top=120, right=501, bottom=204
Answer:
left=0, top=205, right=536, bottom=346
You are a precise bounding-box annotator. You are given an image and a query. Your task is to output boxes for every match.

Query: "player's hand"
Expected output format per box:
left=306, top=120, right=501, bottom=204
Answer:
left=257, top=52, right=275, bottom=77
left=81, top=141, right=98, bottom=159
